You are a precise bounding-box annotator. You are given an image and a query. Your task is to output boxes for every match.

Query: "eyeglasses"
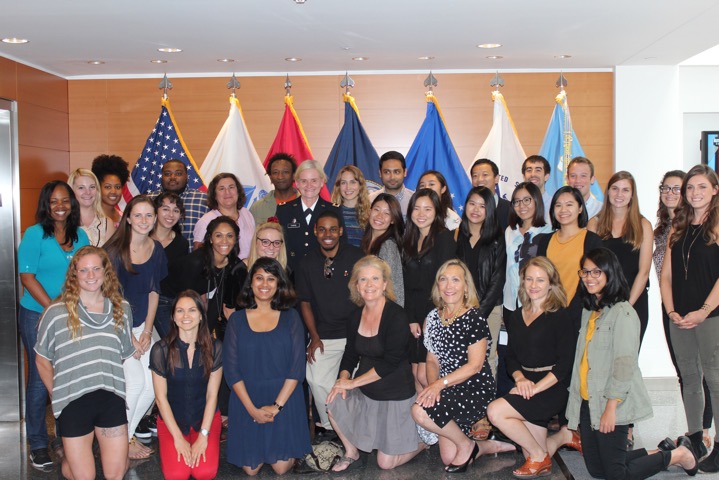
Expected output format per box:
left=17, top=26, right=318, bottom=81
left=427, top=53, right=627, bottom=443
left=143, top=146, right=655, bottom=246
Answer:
left=257, top=237, right=283, bottom=248
left=512, top=197, right=532, bottom=207
left=323, top=257, right=334, bottom=279
left=659, top=186, right=681, bottom=195
left=578, top=268, right=603, bottom=278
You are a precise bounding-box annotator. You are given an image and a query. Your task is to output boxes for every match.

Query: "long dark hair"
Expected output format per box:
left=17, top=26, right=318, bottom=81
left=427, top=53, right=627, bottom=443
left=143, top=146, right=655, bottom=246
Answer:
left=201, top=216, right=240, bottom=278
left=577, top=248, right=629, bottom=311
left=207, top=172, right=246, bottom=210
left=104, top=195, right=156, bottom=274
left=402, top=189, right=447, bottom=262
left=669, top=165, right=719, bottom=248
left=508, top=182, right=546, bottom=230
left=459, top=186, right=500, bottom=246
left=360, top=193, right=405, bottom=255
left=153, top=192, right=185, bottom=235
left=417, top=170, right=453, bottom=222
left=549, top=186, right=588, bottom=230
left=238, top=257, right=296, bottom=310
left=655, top=170, right=685, bottom=238
left=166, top=290, right=215, bottom=377
left=37, top=180, right=82, bottom=247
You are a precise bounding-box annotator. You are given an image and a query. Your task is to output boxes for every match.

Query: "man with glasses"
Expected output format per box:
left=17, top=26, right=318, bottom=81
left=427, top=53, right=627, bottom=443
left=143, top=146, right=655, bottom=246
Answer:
left=295, top=210, right=363, bottom=441
left=276, top=160, right=342, bottom=272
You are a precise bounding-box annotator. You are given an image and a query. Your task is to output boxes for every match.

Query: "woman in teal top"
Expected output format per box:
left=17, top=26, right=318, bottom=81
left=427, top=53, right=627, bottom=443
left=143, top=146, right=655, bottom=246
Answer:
left=18, top=180, right=89, bottom=468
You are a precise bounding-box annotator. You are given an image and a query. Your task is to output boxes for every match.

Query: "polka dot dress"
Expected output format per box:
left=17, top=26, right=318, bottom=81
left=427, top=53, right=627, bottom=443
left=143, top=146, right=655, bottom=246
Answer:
left=422, top=307, right=496, bottom=435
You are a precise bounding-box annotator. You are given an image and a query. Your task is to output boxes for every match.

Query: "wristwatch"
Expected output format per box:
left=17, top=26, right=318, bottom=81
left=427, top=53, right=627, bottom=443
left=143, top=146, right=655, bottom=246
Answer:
left=442, top=378, right=449, bottom=388
left=200, top=428, right=210, bottom=437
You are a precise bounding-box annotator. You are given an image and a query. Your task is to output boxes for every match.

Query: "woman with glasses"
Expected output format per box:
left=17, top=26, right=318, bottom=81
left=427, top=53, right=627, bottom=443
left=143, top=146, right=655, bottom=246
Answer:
left=568, top=248, right=698, bottom=479
left=245, top=221, right=288, bottom=271
left=331, top=165, right=371, bottom=247
left=660, top=165, right=719, bottom=471
left=588, top=171, right=653, bottom=343
left=360, top=194, right=406, bottom=306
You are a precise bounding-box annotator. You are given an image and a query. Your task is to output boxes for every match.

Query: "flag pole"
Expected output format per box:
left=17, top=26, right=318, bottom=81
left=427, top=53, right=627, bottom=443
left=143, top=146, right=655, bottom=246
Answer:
left=158, top=74, right=173, bottom=100
left=227, top=74, right=241, bottom=98
left=284, top=74, right=292, bottom=96
left=423, top=71, right=438, bottom=96
left=340, top=72, right=355, bottom=95
left=490, top=71, right=504, bottom=91
left=555, top=72, right=571, bottom=181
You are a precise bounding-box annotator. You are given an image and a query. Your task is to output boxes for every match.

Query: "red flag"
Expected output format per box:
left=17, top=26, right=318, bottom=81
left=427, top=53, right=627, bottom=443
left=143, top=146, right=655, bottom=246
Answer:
left=264, top=95, right=329, bottom=200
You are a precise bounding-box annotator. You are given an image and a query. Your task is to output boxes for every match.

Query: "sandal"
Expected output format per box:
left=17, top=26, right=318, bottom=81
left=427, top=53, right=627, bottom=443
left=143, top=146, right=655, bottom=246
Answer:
left=513, top=454, right=552, bottom=479
left=470, top=417, right=492, bottom=441
left=330, top=454, right=363, bottom=473
left=566, top=429, right=583, bottom=455
left=128, top=437, right=153, bottom=460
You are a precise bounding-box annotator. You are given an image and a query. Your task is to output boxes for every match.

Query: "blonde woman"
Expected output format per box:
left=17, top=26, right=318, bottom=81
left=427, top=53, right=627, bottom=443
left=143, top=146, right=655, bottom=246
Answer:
left=331, top=165, right=371, bottom=247
left=35, top=246, right=135, bottom=480
left=69, top=168, right=116, bottom=246
left=244, top=221, right=288, bottom=271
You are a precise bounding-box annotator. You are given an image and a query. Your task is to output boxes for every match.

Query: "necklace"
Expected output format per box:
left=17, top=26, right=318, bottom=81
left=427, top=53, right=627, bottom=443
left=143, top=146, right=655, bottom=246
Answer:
left=441, top=303, right=465, bottom=327
left=682, top=223, right=703, bottom=280
left=208, top=267, right=227, bottom=324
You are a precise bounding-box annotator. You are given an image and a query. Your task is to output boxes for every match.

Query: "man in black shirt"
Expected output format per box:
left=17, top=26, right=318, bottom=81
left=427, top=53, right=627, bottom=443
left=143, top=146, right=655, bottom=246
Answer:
left=296, top=211, right=363, bottom=435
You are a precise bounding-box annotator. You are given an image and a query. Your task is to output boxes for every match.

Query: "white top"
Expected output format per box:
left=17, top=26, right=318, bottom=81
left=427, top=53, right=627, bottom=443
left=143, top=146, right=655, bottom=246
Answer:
left=193, top=208, right=256, bottom=260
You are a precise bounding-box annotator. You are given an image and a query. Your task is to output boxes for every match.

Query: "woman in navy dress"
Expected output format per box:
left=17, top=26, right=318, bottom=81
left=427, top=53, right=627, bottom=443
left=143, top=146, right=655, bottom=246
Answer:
left=223, top=257, right=311, bottom=475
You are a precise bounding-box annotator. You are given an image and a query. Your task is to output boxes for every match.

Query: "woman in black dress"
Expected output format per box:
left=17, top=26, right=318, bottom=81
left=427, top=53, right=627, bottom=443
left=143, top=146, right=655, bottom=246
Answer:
left=412, top=259, right=502, bottom=473
left=487, top=256, right=574, bottom=478
left=403, top=189, right=456, bottom=391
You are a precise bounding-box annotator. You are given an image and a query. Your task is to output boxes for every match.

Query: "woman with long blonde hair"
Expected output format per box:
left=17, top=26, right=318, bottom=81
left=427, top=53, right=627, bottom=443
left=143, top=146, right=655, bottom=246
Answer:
left=331, top=165, right=371, bottom=247
left=244, top=221, right=288, bottom=271
left=68, top=168, right=116, bottom=246
left=36, top=246, right=135, bottom=480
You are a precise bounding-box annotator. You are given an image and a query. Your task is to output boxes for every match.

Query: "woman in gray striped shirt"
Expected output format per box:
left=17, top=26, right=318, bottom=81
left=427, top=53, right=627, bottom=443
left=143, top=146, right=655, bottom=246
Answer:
left=35, top=246, right=135, bottom=480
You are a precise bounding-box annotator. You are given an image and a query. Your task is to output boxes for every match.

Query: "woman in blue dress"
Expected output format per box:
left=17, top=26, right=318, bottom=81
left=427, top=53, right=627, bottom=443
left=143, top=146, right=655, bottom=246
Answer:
left=223, top=257, right=311, bottom=475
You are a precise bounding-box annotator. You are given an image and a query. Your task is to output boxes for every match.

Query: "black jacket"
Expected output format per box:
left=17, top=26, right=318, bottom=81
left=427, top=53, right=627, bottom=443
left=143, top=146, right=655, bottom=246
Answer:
left=457, top=232, right=506, bottom=320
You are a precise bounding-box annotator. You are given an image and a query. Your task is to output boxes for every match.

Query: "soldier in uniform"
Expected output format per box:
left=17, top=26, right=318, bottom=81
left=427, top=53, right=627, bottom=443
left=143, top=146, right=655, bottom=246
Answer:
left=277, top=160, right=343, bottom=272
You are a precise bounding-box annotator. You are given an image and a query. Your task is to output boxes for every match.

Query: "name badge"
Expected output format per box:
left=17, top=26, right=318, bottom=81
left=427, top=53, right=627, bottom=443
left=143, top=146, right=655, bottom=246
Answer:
left=287, top=218, right=300, bottom=229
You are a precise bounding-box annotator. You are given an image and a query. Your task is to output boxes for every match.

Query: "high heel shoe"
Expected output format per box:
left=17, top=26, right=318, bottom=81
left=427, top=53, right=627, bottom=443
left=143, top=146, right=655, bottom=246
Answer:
left=512, top=454, right=552, bottom=478
left=445, top=443, right=479, bottom=473
left=566, top=430, right=583, bottom=455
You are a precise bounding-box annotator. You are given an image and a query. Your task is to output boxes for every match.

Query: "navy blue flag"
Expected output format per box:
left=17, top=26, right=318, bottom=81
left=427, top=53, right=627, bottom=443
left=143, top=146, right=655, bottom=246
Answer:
left=405, top=95, right=471, bottom=213
left=124, top=98, right=206, bottom=205
left=324, top=94, right=381, bottom=191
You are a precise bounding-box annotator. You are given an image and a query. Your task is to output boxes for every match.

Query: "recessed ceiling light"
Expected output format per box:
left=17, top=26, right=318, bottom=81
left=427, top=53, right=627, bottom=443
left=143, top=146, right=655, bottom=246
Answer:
left=341, top=47, right=351, bottom=51
left=285, top=57, right=301, bottom=62
left=217, top=58, right=235, bottom=63
left=554, top=54, right=572, bottom=59
left=477, top=43, right=501, bottom=49
left=2, top=37, right=29, bottom=44
left=157, top=47, right=182, bottom=53
left=418, top=56, right=435, bottom=60
left=150, top=59, right=167, bottom=64
left=87, top=60, right=105, bottom=65
left=294, top=0, right=307, bottom=3
left=644, top=56, right=656, bottom=60
left=352, top=57, right=368, bottom=61
left=486, top=55, right=503, bottom=60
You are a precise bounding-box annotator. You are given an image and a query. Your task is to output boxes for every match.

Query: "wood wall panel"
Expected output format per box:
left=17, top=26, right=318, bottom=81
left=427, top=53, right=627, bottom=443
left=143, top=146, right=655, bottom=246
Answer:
left=17, top=101, right=69, bottom=151
left=0, top=56, right=17, bottom=100
left=67, top=71, right=613, bottom=195
left=18, top=145, right=70, bottom=188
left=16, top=64, right=68, bottom=113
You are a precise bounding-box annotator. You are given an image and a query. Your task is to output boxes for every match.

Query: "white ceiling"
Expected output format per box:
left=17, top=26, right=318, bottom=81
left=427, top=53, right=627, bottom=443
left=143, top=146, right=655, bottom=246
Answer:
left=2, top=0, right=719, bottom=79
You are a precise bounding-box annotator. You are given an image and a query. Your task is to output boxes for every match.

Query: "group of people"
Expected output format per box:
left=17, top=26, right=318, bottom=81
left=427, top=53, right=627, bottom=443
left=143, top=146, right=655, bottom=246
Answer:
left=16, top=147, right=719, bottom=479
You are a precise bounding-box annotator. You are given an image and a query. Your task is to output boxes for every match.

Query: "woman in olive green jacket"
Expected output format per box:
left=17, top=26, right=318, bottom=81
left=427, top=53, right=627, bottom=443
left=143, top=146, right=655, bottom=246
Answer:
left=565, top=248, right=697, bottom=480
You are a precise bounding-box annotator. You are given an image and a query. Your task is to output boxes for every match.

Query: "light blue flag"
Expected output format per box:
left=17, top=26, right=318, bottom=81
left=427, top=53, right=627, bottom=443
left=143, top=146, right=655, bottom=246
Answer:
left=405, top=95, right=472, bottom=213
left=540, top=92, right=603, bottom=202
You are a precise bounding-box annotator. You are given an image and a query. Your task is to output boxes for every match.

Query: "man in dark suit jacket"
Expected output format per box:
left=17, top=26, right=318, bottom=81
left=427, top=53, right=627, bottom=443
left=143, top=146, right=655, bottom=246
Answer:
left=276, top=160, right=342, bottom=272
left=470, top=158, right=511, bottom=232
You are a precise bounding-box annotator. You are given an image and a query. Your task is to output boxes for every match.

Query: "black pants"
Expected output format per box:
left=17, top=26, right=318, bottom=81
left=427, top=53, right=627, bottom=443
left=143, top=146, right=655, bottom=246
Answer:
left=579, top=401, right=670, bottom=480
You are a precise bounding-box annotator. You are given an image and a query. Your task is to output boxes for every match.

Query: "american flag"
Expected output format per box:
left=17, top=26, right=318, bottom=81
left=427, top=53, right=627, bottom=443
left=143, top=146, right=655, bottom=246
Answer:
left=121, top=98, right=206, bottom=207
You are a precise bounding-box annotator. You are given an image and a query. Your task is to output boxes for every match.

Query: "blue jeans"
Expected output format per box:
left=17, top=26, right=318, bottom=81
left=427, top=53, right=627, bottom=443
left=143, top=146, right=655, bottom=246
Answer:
left=18, top=306, right=49, bottom=451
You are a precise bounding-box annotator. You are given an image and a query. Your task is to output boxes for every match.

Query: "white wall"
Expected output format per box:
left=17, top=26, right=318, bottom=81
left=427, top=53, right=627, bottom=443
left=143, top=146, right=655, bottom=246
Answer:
left=680, top=66, right=719, bottom=167
left=614, top=65, right=681, bottom=377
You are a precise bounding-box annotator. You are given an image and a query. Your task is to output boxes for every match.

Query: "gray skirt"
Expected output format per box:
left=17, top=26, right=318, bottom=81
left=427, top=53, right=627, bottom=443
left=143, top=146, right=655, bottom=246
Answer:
left=327, top=389, right=420, bottom=455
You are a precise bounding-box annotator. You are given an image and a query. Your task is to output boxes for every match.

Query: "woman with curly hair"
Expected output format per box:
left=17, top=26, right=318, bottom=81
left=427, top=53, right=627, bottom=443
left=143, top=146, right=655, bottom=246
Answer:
left=91, top=154, right=130, bottom=226
left=35, top=246, right=135, bottom=480
left=331, top=165, right=371, bottom=247
left=18, top=180, right=90, bottom=469
left=69, top=168, right=116, bottom=246
left=193, top=173, right=255, bottom=260
left=150, top=290, right=223, bottom=480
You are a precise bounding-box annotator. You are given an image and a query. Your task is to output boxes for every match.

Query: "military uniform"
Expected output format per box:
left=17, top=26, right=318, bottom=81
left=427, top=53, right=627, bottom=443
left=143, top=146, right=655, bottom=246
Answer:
left=276, top=197, right=343, bottom=271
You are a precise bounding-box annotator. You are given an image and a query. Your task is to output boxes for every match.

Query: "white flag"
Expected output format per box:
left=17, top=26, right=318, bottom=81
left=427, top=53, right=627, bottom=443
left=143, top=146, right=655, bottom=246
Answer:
left=201, top=97, right=271, bottom=207
left=470, top=91, right=526, bottom=200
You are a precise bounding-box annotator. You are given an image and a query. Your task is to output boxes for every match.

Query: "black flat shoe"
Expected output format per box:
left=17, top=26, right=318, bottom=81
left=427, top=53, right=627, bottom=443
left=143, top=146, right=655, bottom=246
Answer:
left=678, top=436, right=699, bottom=476
left=446, top=443, right=479, bottom=474
left=657, top=437, right=677, bottom=452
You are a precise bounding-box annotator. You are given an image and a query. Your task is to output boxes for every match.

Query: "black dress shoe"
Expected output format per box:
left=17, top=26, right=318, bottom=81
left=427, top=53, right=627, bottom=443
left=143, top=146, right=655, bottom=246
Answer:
left=445, top=443, right=479, bottom=474
left=698, top=442, right=719, bottom=473
left=678, top=436, right=699, bottom=476
left=657, top=437, right=676, bottom=452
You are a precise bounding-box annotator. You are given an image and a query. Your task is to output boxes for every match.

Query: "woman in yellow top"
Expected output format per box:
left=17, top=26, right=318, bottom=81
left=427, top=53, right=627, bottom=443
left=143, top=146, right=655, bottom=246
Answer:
left=566, top=247, right=698, bottom=479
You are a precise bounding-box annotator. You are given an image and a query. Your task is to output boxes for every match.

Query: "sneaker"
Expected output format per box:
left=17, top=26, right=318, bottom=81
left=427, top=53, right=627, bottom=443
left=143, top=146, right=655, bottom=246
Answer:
left=146, top=415, right=157, bottom=435
left=134, top=417, right=152, bottom=439
left=30, top=448, right=53, bottom=470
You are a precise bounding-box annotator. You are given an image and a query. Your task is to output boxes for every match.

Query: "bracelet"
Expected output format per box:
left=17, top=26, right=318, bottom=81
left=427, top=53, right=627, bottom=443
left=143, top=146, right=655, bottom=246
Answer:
left=140, top=331, right=152, bottom=337
left=701, top=303, right=712, bottom=313
left=273, top=401, right=284, bottom=411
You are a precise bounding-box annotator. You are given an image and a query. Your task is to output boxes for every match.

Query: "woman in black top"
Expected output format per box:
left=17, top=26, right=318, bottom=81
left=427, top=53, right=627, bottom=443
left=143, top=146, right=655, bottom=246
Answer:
left=152, top=192, right=188, bottom=339
left=403, top=189, right=456, bottom=391
left=150, top=290, right=223, bottom=480
left=327, top=256, right=425, bottom=472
